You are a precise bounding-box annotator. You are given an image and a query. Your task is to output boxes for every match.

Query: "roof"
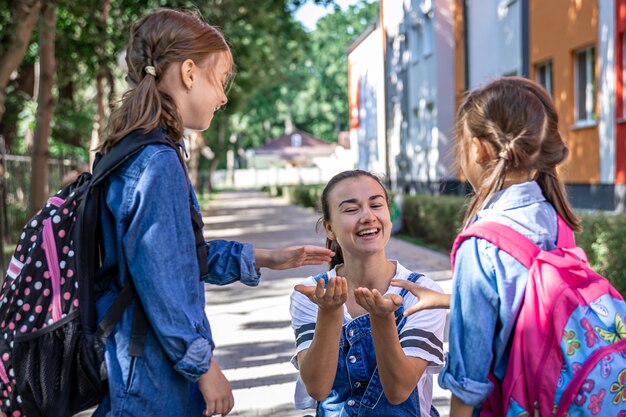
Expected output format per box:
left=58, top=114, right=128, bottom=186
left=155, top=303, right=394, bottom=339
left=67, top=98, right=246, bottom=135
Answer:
left=254, top=131, right=337, bottom=160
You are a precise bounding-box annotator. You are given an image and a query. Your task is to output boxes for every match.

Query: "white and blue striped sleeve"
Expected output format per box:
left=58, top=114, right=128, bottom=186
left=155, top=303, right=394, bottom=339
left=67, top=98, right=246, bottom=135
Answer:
left=289, top=279, right=319, bottom=369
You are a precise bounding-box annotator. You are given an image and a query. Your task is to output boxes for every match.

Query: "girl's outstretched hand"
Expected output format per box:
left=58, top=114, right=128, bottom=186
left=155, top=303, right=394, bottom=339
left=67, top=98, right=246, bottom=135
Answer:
left=354, top=287, right=403, bottom=318
left=390, top=279, right=451, bottom=316
left=255, top=246, right=334, bottom=270
left=295, top=276, right=347, bottom=311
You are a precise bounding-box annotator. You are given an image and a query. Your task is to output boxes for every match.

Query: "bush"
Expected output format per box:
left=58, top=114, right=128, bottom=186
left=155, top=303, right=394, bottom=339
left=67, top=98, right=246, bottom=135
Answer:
left=401, top=194, right=466, bottom=252
left=577, top=212, right=626, bottom=296
left=282, top=184, right=324, bottom=210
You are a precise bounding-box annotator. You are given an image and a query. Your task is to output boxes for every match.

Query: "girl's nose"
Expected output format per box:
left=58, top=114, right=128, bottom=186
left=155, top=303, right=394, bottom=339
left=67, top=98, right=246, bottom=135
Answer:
left=360, top=208, right=375, bottom=222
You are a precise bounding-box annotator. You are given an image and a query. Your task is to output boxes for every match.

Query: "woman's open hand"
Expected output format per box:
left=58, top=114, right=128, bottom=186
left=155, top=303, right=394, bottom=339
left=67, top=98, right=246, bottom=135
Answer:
left=295, top=276, right=347, bottom=312
left=354, top=287, right=403, bottom=318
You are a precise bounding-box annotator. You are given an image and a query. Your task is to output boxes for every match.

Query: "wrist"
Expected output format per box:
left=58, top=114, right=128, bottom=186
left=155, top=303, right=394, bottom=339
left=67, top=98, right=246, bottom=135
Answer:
left=253, top=248, right=272, bottom=269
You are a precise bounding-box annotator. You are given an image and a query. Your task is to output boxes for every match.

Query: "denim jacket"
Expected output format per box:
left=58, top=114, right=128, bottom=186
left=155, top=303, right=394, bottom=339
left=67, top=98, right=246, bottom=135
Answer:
left=93, top=132, right=260, bottom=416
left=438, top=182, right=558, bottom=414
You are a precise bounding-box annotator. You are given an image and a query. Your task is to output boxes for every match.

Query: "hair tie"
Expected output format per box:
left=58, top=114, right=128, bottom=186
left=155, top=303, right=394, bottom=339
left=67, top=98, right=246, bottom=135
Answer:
left=498, top=149, right=510, bottom=161
left=144, top=66, right=157, bottom=77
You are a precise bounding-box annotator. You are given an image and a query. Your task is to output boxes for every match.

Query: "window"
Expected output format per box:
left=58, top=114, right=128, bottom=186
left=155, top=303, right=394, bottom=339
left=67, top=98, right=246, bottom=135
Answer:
left=536, top=60, right=553, bottom=96
left=574, top=46, right=596, bottom=123
left=421, top=0, right=434, bottom=58
left=291, top=133, right=302, bottom=147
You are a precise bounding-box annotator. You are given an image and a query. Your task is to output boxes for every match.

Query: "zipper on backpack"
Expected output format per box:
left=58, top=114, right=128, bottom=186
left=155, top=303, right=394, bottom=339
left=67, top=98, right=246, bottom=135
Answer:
left=42, top=218, right=63, bottom=322
left=554, top=337, right=626, bottom=417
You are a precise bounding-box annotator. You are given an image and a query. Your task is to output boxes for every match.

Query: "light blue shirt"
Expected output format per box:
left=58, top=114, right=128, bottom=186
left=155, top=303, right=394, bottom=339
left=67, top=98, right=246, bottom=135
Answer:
left=438, top=181, right=558, bottom=412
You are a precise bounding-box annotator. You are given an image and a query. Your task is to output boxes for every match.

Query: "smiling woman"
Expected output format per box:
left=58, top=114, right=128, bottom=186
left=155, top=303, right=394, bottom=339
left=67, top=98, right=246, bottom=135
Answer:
left=288, top=169, right=447, bottom=417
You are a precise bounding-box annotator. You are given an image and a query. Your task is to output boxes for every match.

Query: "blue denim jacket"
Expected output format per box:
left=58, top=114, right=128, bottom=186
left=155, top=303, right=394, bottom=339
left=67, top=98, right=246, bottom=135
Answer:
left=438, top=182, right=558, bottom=413
left=93, top=133, right=260, bottom=416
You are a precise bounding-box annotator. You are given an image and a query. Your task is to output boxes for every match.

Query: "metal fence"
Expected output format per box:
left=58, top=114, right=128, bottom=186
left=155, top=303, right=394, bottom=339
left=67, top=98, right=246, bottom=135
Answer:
left=1, top=151, right=81, bottom=274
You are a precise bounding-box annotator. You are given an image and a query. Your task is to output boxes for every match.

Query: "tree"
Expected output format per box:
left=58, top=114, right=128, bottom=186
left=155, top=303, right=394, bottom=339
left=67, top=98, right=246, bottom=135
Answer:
left=0, top=0, right=42, bottom=124
left=29, top=1, right=57, bottom=215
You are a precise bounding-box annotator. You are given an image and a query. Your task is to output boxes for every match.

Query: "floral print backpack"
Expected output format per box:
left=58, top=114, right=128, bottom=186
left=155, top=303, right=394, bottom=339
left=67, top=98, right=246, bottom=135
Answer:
left=452, top=216, right=626, bottom=417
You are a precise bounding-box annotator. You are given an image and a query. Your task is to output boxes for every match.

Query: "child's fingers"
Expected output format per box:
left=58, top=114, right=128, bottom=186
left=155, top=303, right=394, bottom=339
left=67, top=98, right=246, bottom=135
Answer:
left=403, top=303, right=424, bottom=316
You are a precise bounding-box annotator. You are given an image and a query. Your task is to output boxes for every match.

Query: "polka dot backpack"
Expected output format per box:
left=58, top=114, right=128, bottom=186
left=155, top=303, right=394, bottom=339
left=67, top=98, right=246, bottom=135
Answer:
left=0, top=130, right=209, bottom=417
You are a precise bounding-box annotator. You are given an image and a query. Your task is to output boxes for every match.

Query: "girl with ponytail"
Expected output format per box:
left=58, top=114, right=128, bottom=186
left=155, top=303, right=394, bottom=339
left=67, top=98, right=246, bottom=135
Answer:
left=396, top=77, right=582, bottom=417
left=289, top=170, right=446, bottom=416
left=95, top=8, right=333, bottom=417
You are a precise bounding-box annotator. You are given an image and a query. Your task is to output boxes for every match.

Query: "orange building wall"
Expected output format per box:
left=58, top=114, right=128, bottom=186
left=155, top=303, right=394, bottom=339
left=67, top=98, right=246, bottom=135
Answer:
left=530, top=0, right=599, bottom=183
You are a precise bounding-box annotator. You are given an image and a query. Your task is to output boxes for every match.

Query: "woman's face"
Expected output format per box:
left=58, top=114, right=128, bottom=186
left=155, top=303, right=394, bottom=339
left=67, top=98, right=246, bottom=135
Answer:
left=181, top=53, right=230, bottom=131
left=324, top=176, right=392, bottom=260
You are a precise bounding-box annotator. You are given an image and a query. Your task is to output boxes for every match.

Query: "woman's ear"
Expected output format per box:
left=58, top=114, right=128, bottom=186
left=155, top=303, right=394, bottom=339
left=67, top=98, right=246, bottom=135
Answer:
left=179, top=59, right=196, bottom=91
left=472, top=137, right=494, bottom=165
left=323, top=220, right=336, bottom=241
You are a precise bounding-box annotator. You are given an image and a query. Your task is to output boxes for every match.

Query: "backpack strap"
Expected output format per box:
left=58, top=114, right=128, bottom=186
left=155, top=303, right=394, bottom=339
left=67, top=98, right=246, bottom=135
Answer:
left=451, top=221, right=540, bottom=270
left=395, top=272, right=423, bottom=331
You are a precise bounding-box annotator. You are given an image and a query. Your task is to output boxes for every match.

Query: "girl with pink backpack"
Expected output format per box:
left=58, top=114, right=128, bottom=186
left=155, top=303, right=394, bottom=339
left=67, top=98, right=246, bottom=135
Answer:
left=394, top=77, right=626, bottom=417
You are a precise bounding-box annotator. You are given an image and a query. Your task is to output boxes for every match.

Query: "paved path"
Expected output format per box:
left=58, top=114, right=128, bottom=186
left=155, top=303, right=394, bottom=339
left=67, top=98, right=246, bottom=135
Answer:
left=203, top=190, right=453, bottom=417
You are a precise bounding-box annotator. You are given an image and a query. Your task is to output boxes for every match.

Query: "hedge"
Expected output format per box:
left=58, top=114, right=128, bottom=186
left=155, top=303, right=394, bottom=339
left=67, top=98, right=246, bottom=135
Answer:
left=401, top=194, right=626, bottom=297
left=273, top=184, right=626, bottom=297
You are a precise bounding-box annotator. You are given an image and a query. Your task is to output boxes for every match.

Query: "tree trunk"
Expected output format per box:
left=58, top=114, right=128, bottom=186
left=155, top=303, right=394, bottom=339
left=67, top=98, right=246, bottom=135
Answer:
left=186, top=131, right=202, bottom=188
left=89, top=0, right=110, bottom=167
left=29, top=2, right=57, bottom=216
left=0, top=0, right=42, bottom=124
left=207, top=119, right=227, bottom=193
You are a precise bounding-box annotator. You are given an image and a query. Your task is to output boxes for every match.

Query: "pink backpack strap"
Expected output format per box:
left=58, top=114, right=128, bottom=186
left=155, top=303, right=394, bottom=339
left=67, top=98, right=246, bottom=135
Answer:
left=451, top=221, right=539, bottom=270
left=556, top=215, right=575, bottom=248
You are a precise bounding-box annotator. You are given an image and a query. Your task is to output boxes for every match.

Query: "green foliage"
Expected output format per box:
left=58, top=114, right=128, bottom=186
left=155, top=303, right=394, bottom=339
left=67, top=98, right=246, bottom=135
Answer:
left=577, top=212, right=626, bottom=297
left=281, top=184, right=325, bottom=210
left=401, top=195, right=466, bottom=252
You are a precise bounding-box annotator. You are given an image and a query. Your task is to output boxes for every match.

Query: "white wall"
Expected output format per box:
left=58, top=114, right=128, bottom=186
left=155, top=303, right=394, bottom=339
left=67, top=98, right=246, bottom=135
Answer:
left=348, top=24, right=387, bottom=175
left=467, top=0, right=522, bottom=89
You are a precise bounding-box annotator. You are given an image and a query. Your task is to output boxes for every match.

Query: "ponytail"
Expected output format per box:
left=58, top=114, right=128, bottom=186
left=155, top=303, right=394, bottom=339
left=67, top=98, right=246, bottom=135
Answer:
left=535, top=169, right=581, bottom=232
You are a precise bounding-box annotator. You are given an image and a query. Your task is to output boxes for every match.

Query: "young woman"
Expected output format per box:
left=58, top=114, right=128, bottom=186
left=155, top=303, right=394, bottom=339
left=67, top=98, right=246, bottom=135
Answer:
left=290, top=170, right=446, bottom=417
left=93, top=8, right=333, bottom=417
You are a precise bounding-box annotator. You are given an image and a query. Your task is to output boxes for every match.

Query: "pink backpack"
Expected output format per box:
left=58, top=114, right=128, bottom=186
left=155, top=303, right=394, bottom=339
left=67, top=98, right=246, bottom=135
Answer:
left=451, top=216, right=626, bottom=417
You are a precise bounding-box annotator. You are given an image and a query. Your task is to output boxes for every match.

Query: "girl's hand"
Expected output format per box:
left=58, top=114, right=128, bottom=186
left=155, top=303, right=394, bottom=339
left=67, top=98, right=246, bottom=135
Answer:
left=390, top=279, right=451, bottom=316
left=198, top=359, right=234, bottom=416
left=295, top=276, right=347, bottom=311
left=354, top=287, right=403, bottom=318
left=255, top=246, right=334, bottom=270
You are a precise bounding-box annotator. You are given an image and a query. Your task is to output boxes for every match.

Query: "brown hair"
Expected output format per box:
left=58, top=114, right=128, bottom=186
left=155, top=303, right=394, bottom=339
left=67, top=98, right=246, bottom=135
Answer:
left=456, top=77, right=581, bottom=231
left=101, top=8, right=233, bottom=151
left=317, top=170, right=391, bottom=269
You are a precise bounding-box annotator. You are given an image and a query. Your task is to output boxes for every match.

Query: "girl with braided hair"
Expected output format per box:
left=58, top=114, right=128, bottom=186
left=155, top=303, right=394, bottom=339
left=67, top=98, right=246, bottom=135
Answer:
left=394, top=76, right=581, bottom=417
left=94, top=8, right=333, bottom=417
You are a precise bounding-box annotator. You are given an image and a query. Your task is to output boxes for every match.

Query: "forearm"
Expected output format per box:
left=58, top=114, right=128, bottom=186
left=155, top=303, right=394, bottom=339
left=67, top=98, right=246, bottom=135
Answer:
left=370, top=314, right=425, bottom=404
left=253, top=248, right=272, bottom=269
left=450, top=394, right=475, bottom=417
left=298, top=308, right=343, bottom=401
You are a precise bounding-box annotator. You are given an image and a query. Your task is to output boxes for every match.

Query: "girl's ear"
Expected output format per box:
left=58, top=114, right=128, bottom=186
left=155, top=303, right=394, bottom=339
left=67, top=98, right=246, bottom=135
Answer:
left=472, top=137, right=493, bottom=165
left=323, top=220, right=336, bottom=241
left=180, top=59, right=196, bottom=91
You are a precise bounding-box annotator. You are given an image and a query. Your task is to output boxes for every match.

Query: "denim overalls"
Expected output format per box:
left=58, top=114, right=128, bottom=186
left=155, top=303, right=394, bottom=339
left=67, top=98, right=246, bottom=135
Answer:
left=313, top=272, right=440, bottom=417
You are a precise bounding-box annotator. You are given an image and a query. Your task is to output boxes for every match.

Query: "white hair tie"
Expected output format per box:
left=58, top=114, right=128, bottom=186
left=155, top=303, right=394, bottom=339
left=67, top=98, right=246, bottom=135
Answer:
left=144, top=66, right=157, bottom=77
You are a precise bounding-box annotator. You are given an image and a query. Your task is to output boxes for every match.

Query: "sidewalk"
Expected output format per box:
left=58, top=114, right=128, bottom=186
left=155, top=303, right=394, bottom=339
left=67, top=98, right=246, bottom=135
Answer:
left=203, top=190, right=452, bottom=417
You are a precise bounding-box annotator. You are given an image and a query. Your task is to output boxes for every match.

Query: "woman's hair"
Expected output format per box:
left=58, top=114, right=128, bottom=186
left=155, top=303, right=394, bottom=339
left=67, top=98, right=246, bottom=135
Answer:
left=456, top=76, right=581, bottom=231
left=317, top=170, right=390, bottom=269
left=101, top=8, right=233, bottom=151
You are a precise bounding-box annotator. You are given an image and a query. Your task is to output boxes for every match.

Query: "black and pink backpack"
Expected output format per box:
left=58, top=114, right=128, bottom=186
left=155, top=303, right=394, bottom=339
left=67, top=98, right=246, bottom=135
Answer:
left=452, top=216, right=626, bottom=417
left=0, top=130, right=208, bottom=417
